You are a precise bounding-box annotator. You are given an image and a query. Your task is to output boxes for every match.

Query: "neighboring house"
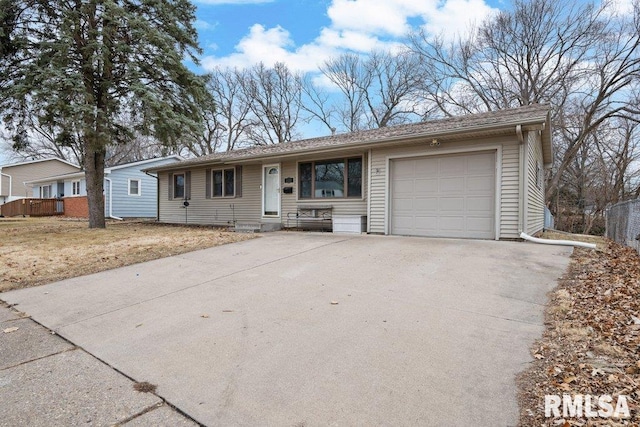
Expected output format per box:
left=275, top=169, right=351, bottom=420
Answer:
left=0, top=158, right=81, bottom=205
left=146, top=105, right=552, bottom=240
left=28, top=156, right=182, bottom=218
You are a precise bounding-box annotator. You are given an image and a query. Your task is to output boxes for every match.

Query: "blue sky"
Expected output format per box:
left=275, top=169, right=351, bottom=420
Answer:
left=192, top=0, right=501, bottom=73
left=2, top=0, right=633, bottom=166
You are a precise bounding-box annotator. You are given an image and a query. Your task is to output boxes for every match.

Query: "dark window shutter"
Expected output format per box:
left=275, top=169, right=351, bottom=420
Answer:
left=205, top=169, right=212, bottom=199
left=185, top=171, right=191, bottom=200
left=168, top=173, right=174, bottom=200
left=235, top=166, right=242, bottom=198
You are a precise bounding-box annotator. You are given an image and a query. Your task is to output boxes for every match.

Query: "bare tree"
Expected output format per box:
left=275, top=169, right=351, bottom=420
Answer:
left=409, top=0, right=640, bottom=232
left=320, top=53, right=370, bottom=132
left=316, top=50, right=425, bottom=133
left=240, top=62, right=303, bottom=145
left=181, top=68, right=254, bottom=156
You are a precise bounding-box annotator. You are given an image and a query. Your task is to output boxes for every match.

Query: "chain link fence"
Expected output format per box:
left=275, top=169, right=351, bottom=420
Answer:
left=606, top=199, right=640, bottom=253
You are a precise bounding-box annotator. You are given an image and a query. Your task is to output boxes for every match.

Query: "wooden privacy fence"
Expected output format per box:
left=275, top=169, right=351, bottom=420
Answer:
left=0, top=198, right=64, bottom=217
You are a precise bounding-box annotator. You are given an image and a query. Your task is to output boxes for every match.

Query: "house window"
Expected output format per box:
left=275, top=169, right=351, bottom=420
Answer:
left=212, top=168, right=235, bottom=197
left=128, top=179, right=141, bottom=196
left=173, top=173, right=185, bottom=199
left=40, top=185, right=52, bottom=198
left=299, top=157, right=362, bottom=199
left=72, top=181, right=81, bottom=196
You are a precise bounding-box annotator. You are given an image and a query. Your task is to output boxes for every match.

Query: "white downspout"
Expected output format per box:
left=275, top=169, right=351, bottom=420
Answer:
left=516, top=125, right=527, bottom=235
left=104, top=177, right=123, bottom=220
left=367, top=149, right=372, bottom=233
left=520, top=232, right=596, bottom=249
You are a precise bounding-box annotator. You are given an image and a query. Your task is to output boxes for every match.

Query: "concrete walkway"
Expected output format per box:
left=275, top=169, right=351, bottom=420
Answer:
left=1, top=233, right=572, bottom=426
left=0, top=302, right=197, bottom=426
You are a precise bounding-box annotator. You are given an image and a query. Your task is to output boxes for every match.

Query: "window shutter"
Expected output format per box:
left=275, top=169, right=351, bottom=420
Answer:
left=185, top=171, right=191, bottom=200
left=235, top=166, right=242, bottom=198
left=168, top=173, right=174, bottom=200
left=205, top=169, right=212, bottom=199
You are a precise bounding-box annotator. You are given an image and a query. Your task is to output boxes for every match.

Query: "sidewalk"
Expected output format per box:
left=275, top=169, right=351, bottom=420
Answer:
left=0, top=302, right=198, bottom=427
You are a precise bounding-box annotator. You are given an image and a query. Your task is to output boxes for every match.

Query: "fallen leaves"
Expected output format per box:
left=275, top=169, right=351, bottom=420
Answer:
left=518, top=240, right=640, bottom=425
left=2, top=327, right=19, bottom=333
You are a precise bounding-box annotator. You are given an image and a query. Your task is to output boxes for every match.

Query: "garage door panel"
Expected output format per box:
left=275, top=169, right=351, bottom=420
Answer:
left=467, top=196, right=493, bottom=212
left=393, top=179, right=414, bottom=194
left=440, top=177, right=465, bottom=192
left=439, top=197, right=465, bottom=212
left=439, top=157, right=466, bottom=175
left=467, top=154, right=495, bottom=172
left=467, top=175, right=494, bottom=191
left=414, top=197, right=438, bottom=212
left=391, top=152, right=495, bottom=239
left=439, top=216, right=465, bottom=231
left=468, top=217, right=494, bottom=233
left=414, top=157, right=438, bottom=173
left=393, top=198, right=414, bottom=212
left=414, top=216, right=438, bottom=232
left=414, top=178, right=438, bottom=194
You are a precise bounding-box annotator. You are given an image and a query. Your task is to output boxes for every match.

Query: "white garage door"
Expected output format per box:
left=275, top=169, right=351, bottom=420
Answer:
left=390, top=152, right=496, bottom=239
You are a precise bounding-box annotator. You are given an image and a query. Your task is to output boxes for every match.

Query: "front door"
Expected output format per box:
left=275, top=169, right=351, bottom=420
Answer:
left=263, top=165, right=280, bottom=216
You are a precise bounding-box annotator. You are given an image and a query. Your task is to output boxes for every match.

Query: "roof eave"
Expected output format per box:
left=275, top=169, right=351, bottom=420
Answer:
left=146, top=111, right=550, bottom=173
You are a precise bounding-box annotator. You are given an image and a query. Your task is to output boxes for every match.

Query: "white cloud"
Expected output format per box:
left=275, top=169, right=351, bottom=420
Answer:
left=201, top=0, right=497, bottom=73
left=602, top=0, right=635, bottom=15
left=419, top=0, right=497, bottom=40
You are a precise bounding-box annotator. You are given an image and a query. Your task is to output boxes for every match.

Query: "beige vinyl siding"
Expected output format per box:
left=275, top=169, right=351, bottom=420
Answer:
left=500, top=143, right=521, bottom=239
left=2, top=160, right=80, bottom=198
left=158, top=154, right=368, bottom=226
left=158, top=165, right=263, bottom=225
left=369, top=135, right=521, bottom=239
left=526, top=131, right=545, bottom=234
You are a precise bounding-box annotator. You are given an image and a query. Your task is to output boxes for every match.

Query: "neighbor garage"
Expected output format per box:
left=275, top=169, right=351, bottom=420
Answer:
left=389, top=151, right=496, bottom=239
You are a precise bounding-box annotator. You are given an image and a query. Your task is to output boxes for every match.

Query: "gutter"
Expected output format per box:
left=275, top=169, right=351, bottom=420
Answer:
left=104, top=177, right=123, bottom=220
left=143, top=171, right=160, bottom=222
left=145, top=118, right=550, bottom=173
left=520, top=232, right=596, bottom=249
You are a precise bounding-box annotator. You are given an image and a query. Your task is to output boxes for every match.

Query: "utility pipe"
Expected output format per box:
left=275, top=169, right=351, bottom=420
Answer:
left=520, top=232, right=597, bottom=249
left=104, top=177, right=123, bottom=220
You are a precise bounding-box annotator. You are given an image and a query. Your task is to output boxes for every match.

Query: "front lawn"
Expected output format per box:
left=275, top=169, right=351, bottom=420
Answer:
left=0, top=217, right=255, bottom=292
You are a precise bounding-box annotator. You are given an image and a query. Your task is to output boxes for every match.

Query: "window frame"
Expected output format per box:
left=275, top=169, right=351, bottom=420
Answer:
left=211, top=167, right=236, bottom=198
left=128, top=179, right=141, bottom=196
left=297, top=157, right=363, bottom=200
left=71, top=180, right=81, bottom=196
left=173, top=173, right=185, bottom=199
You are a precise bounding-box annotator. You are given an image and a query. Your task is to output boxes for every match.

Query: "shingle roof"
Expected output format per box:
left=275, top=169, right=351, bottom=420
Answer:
left=148, top=104, right=551, bottom=171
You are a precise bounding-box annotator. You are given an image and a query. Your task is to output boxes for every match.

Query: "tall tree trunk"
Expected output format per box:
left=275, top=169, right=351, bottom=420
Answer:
left=84, top=138, right=106, bottom=228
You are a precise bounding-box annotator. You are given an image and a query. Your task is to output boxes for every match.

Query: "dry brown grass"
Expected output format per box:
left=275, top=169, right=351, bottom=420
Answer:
left=0, top=217, right=256, bottom=292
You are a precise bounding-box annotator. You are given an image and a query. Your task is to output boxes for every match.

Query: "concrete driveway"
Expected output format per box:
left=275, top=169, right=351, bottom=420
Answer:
left=2, top=233, right=571, bottom=426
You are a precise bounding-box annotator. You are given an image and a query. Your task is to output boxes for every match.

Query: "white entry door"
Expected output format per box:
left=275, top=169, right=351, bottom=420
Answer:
left=263, top=165, right=280, bottom=216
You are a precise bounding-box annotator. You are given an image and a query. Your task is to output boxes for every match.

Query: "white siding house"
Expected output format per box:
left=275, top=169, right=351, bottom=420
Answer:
left=148, top=105, right=553, bottom=240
